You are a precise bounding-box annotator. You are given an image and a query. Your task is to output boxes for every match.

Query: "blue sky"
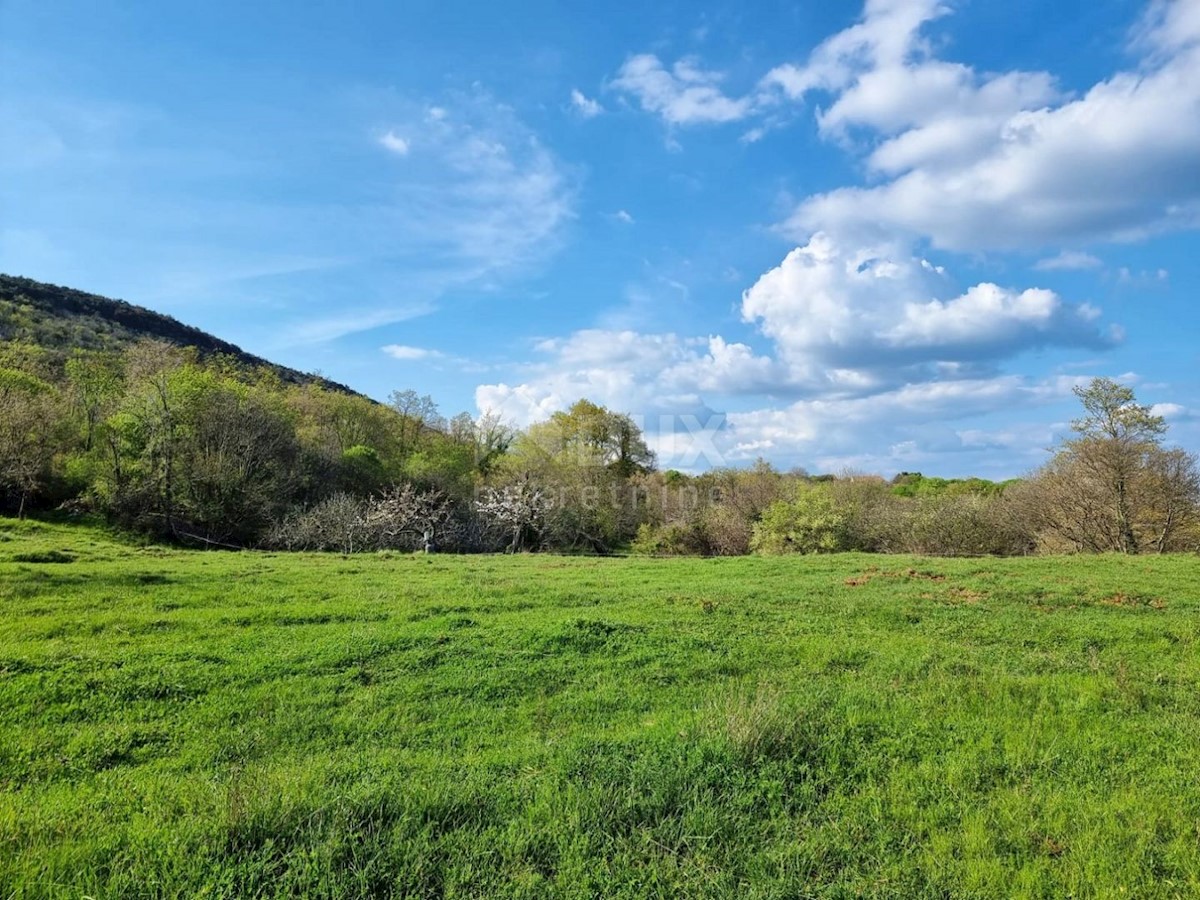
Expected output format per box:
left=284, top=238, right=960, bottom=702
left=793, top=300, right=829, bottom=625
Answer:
left=2, top=0, right=1198, bottom=477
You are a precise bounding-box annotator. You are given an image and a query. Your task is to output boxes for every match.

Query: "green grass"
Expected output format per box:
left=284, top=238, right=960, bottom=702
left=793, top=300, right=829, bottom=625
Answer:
left=2, top=518, right=1199, bottom=898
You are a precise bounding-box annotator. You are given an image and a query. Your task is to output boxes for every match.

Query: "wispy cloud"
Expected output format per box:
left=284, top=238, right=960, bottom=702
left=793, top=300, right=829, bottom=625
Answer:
left=570, top=89, right=603, bottom=118
left=1035, top=251, right=1103, bottom=271
left=382, top=343, right=442, bottom=361
left=610, top=54, right=754, bottom=125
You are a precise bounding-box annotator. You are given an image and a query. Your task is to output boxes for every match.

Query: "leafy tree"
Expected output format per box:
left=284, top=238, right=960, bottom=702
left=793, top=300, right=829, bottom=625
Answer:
left=544, top=399, right=655, bottom=477
left=174, top=379, right=301, bottom=544
left=0, top=368, right=64, bottom=517
left=65, top=350, right=124, bottom=452
left=339, top=445, right=388, bottom=495
left=389, top=389, right=443, bottom=458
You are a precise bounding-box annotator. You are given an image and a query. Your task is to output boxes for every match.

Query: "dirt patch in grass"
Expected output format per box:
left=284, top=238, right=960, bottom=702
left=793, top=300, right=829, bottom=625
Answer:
left=1097, top=592, right=1166, bottom=610
left=844, top=567, right=947, bottom=587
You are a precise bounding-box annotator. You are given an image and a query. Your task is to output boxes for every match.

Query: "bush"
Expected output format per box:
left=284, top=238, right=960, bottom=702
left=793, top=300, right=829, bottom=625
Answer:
left=630, top=522, right=707, bottom=556
left=854, top=492, right=1035, bottom=557
left=751, top=486, right=848, bottom=555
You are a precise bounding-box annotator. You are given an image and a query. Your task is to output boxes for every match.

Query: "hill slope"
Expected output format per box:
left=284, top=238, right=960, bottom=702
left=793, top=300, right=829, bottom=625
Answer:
left=0, top=273, right=360, bottom=395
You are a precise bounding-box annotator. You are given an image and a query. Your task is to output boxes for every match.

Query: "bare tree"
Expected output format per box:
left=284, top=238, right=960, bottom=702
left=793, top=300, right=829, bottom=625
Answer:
left=363, top=483, right=453, bottom=552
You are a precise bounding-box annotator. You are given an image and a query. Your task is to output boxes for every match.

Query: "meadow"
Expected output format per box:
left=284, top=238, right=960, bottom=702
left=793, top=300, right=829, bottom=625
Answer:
left=2, top=517, right=1200, bottom=898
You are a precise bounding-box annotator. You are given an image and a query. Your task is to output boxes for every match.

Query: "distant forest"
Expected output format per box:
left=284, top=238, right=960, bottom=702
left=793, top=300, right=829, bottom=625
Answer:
left=1, top=275, right=1197, bottom=555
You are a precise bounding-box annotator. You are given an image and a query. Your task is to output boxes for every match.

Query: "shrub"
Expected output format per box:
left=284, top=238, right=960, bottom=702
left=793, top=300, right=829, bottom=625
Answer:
left=751, top=486, right=848, bottom=554
left=629, top=522, right=707, bottom=556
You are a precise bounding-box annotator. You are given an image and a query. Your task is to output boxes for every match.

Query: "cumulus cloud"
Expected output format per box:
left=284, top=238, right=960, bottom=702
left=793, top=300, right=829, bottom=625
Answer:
left=610, top=54, right=753, bottom=125
left=777, top=0, right=1200, bottom=250
left=476, top=336, right=1091, bottom=472
left=477, top=0, right=1196, bottom=473
left=475, top=329, right=778, bottom=427
left=612, top=0, right=1200, bottom=250
left=741, top=233, right=1116, bottom=378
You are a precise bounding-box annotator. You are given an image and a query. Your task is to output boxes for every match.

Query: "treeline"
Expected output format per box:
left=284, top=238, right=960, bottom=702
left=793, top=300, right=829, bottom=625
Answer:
left=1, top=338, right=1197, bottom=555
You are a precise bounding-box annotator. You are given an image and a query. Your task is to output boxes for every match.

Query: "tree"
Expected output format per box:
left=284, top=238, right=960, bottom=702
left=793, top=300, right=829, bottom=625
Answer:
left=363, top=483, right=454, bottom=552
left=545, top=400, right=655, bottom=476
left=64, top=350, right=123, bottom=452
left=486, top=400, right=654, bottom=552
left=0, top=368, right=63, bottom=517
left=114, top=340, right=189, bottom=532
left=1068, top=378, right=1164, bottom=554
left=1068, top=378, right=1166, bottom=553
left=1025, top=378, right=1198, bottom=553
left=175, top=380, right=301, bottom=544
left=389, top=390, right=443, bottom=457
left=476, top=478, right=552, bottom=552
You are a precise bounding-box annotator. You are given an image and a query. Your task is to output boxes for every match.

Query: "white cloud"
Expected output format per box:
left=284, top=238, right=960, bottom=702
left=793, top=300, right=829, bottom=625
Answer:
left=610, top=0, right=1200, bottom=251
left=723, top=375, right=1087, bottom=470
left=1150, top=401, right=1189, bottom=419
left=382, top=344, right=441, bottom=361
left=1035, top=250, right=1104, bottom=271
left=476, top=0, right=1197, bottom=473
left=379, top=130, right=410, bottom=155
left=777, top=0, right=1200, bottom=250
left=1116, top=266, right=1170, bottom=285
left=610, top=54, right=753, bottom=125
left=475, top=329, right=776, bottom=428
left=760, top=0, right=950, bottom=100
left=614, top=209, right=635, bottom=224
left=741, top=233, right=1115, bottom=378
left=570, top=89, right=603, bottom=118
left=475, top=336, right=1093, bottom=473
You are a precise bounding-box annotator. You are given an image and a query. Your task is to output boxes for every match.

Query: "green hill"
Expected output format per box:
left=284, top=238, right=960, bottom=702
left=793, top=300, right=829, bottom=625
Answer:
left=0, top=273, right=359, bottom=395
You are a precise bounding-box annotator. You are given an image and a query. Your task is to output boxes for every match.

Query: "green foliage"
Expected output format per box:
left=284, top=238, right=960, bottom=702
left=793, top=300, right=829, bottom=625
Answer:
left=890, top=472, right=1004, bottom=498
left=338, top=445, right=387, bottom=495
left=630, top=521, right=707, bottom=556
left=1071, top=376, right=1166, bottom=442
left=3, top=520, right=1200, bottom=896
left=0, top=274, right=357, bottom=394
left=751, top=485, right=849, bottom=554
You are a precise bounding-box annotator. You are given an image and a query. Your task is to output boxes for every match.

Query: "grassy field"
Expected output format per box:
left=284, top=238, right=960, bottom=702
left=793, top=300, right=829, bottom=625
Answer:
left=2, top=518, right=1199, bottom=898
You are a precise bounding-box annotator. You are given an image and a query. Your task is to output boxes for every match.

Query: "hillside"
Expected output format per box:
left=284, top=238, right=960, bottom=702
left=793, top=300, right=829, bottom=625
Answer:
left=0, top=273, right=360, bottom=395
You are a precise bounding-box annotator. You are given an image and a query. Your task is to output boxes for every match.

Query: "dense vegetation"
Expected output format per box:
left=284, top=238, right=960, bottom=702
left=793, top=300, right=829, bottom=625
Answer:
left=2, top=276, right=1197, bottom=555
left=0, top=274, right=357, bottom=394
left=2, top=518, right=1199, bottom=896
